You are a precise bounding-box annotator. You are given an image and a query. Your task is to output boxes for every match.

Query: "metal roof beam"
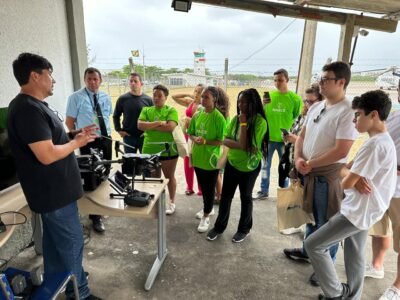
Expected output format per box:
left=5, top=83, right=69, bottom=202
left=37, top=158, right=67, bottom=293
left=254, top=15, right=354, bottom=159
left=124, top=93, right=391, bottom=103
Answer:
left=192, top=0, right=398, bottom=32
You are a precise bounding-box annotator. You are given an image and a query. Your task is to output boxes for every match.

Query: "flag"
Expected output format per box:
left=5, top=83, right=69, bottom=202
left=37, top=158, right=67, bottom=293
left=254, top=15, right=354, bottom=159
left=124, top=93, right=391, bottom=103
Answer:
left=131, top=50, right=140, bottom=57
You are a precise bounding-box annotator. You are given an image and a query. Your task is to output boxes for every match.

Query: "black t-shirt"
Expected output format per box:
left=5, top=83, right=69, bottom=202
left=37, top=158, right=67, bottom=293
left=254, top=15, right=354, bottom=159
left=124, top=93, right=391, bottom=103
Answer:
left=113, top=92, right=153, bottom=137
left=7, top=94, right=83, bottom=213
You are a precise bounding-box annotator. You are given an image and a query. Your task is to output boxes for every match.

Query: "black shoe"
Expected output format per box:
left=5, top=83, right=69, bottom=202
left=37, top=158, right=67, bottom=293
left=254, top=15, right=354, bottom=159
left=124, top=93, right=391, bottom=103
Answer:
left=309, top=272, right=320, bottom=287
left=84, top=295, right=103, bottom=300
left=318, top=283, right=350, bottom=300
left=232, top=231, right=250, bottom=243
left=92, top=218, right=105, bottom=233
left=283, top=248, right=310, bottom=263
left=85, top=271, right=89, bottom=281
left=207, top=228, right=220, bottom=241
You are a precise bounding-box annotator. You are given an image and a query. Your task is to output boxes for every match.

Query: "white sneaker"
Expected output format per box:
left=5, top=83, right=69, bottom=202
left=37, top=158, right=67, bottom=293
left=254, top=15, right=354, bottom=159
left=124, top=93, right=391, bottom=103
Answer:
left=195, top=208, right=215, bottom=219
left=379, top=286, right=400, bottom=300
left=197, top=217, right=210, bottom=233
left=364, top=263, right=384, bottom=279
left=280, top=227, right=303, bottom=235
left=166, top=203, right=176, bottom=215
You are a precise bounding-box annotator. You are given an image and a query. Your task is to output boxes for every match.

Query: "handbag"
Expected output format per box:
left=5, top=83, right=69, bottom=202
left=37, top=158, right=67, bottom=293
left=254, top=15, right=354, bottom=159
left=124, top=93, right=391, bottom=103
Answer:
left=276, top=181, right=314, bottom=231
left=172, top=125, right=188, bottom=158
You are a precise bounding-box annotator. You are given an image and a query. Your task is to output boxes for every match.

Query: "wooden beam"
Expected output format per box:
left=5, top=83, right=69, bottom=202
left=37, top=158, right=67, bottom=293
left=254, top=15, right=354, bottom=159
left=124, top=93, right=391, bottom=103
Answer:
left=337, top=14, right=355, bottom=63
left=300, top=0, right=400, bottom=15
left=296, top=19, right=318, bottom=96
left=192, top=0, right=398, bottom=32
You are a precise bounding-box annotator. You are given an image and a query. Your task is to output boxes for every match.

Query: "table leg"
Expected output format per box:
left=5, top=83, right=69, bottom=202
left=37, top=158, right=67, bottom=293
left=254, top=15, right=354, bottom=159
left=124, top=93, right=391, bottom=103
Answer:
left=144, top=189, right=168, bottom=291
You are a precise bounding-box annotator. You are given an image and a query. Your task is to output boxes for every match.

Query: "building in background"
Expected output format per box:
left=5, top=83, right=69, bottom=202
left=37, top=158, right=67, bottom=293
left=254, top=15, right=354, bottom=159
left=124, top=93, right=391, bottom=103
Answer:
left=163, top=50, right=223, bottom=87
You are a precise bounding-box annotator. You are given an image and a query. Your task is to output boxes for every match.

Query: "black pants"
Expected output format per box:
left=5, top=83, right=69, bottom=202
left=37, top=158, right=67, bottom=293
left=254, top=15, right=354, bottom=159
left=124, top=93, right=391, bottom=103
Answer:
left=194, top=167, right=219, bottom=215
left=214, top=161, right=261, bottom=234
left=80, top=137, right=112, bottom=160
left=80, top=137, right=112, bottom=223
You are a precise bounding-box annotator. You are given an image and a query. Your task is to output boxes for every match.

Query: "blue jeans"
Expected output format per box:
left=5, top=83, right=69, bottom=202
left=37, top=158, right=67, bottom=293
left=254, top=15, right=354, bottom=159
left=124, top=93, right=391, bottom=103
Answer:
left=260, top=141, right=287, bottom=194
left=123, top=135, right=143, bottom=154
left=41, top=201, right=90, bottom=299
left=302, top=176, right=339, bottom=261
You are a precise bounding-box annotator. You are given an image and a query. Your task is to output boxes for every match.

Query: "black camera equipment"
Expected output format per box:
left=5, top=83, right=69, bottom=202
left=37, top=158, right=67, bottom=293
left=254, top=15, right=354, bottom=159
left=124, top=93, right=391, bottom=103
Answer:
left=77, top=149, right=115, bottom=191
left=107, top=140, right=165, bottom=207
left=77, top=137, right=170, bottom=207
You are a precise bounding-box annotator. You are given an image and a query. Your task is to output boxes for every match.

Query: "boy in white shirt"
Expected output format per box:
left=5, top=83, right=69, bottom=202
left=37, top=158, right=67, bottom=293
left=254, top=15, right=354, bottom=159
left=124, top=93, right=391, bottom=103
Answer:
left=304, top=90, right=397, bottom=300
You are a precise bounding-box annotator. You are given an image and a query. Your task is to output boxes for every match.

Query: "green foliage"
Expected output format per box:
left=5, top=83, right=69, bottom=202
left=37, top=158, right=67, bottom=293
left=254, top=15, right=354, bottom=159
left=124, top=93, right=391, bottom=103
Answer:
left=107, top=65, right=202, bottom=81
left=229, top=74, right=268, bottom=82
left=351, top=75, right=376, bottom=82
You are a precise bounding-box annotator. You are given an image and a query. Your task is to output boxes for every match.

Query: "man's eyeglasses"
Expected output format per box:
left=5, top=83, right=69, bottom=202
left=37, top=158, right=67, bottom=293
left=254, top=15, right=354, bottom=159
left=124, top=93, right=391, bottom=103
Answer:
left=319, top=77, right=338, bottom=84
left=313, top=105, right=327, bottom=123
left=50, top=107, right=64, bottom=122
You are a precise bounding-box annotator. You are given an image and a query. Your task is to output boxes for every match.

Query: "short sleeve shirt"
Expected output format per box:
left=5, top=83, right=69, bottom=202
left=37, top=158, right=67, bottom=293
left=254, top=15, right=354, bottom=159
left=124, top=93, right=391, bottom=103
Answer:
left=387, top=110, right=400, bottom=197
left=66, top=88, right=113, bottom=135
left=7, top=94, right=83, bottom=213
left=303, top=98, right=358, bottom=162
left=226, top=114, right=267, bottom=172
left=340, top=133, right=397, bottom=230
left=187, top=109, right=226, bottom=170
left=139, top=105, right=179, bottom=157
left=264, top=90, right=302, bottom=142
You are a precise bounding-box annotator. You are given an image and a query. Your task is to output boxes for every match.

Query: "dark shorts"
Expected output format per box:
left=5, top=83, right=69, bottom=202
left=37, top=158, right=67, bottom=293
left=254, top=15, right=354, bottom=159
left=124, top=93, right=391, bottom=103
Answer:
left=159, top=155, right=179, bottom=161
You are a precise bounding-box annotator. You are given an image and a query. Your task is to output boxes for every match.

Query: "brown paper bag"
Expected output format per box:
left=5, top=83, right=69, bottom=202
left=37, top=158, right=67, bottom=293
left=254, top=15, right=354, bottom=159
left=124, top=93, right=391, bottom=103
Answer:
left=276, top=181, right=314, bottom=231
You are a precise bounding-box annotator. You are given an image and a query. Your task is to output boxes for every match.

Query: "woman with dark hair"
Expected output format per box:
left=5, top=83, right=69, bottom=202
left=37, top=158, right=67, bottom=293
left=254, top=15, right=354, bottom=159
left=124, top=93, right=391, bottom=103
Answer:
left=187, top=86, right=228, bottom=233
left=207, top=88, right=267, bottom=243
left=172, top=84, right=205, bottom=196
left=138, top=84, right=179, bottom=215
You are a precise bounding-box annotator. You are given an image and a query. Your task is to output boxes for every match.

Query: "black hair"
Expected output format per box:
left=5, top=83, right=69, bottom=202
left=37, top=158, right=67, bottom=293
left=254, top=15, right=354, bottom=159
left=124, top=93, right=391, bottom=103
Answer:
left=322, top=61, right=351, bottom=89
left=12, top=53, right=53, bottom=86
left=273, top=68, right=289, bottom=81
left=234, top=88, right=268, bottom=155
left=352, top=90, right=392, bottom=121
left=130, top=72, right=143, bottom=82
left=203, top=86, right=230, bottom=119
left=153, top=84, right=169, bottom=97
left=84, top=67, right=102, bottom=80
left=305, top=84, right=324, bottom=101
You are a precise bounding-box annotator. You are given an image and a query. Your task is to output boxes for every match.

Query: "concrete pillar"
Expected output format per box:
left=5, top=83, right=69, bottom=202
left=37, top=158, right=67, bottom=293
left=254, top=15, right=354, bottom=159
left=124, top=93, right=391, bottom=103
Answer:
left=65, top=0, right=88, bottom=90
left=296, top=19, right=318, bottom=97
left=337, top=15, right=355, bottom=63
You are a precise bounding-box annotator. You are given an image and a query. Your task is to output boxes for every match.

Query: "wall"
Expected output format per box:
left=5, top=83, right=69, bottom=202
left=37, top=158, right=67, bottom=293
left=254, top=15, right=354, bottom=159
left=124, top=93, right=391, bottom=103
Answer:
left=0, top=0, right=75, bottom=114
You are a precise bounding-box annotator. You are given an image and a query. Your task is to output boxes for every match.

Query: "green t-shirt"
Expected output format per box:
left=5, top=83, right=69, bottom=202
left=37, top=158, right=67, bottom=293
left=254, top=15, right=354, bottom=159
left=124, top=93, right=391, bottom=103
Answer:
left=226, top=114, right=267, bottom=172
left=139, top=105, right=179, bottom=157
left=187, top=108, right=226, bottom=170
left=264, top=90, right=302, bottom=142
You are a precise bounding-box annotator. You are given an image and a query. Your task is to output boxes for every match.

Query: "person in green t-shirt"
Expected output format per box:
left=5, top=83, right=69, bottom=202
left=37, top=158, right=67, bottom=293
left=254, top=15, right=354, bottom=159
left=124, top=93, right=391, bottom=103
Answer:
left=256, top=68, right=303, bottom=200
left=138, top=85, right=179, bottom=215
left=187, top=86, right=228, bottom=233
left=207, top=88, right=267, bottom=243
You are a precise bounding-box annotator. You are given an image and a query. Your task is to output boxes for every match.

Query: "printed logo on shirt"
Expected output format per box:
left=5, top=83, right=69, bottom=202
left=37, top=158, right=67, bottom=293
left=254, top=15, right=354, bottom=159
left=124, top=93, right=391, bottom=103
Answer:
left=272, top=102, right=286, bottom=113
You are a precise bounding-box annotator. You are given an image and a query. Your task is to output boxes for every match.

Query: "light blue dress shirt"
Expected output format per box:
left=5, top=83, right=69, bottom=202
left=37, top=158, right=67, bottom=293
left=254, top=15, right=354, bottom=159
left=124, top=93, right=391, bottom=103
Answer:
left=66, top=88, right=113, bottom=135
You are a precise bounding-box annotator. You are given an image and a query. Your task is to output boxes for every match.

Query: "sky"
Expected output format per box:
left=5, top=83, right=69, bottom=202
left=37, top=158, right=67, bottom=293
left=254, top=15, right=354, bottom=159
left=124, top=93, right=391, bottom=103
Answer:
left=83, top=0, right=400, bottom=76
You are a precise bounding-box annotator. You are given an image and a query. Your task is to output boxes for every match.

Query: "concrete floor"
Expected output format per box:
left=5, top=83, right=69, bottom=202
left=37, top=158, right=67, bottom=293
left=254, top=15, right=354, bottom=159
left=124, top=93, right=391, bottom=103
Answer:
left=9, top=159, right=399, bottom=300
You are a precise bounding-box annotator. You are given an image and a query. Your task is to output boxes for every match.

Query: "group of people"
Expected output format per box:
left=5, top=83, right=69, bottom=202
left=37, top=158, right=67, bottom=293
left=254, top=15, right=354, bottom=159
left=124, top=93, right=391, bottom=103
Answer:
left=6, top=52, right=400, bottom=300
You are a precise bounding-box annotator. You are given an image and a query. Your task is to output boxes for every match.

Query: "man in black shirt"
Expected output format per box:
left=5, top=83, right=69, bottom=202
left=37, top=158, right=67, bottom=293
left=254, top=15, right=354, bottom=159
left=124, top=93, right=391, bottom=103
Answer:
left=113, top=72, right=152, bottom=153
left=7, top=53, right=101, bottom=300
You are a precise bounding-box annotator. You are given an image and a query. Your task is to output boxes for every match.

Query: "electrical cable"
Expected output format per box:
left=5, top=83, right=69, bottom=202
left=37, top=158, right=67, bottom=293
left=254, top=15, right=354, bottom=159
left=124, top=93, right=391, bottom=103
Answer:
left=230, top=18, right=297, bottom=70
left=0, top=211, right=27, bottom=226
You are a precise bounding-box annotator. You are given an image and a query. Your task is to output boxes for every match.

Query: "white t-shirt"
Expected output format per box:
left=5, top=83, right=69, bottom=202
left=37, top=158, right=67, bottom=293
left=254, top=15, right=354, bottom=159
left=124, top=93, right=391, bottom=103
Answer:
left=387, top=110, right=400, bottom=197
left=341, top=132, right=397, bottom=230
left=303, top=98, right=358, bottom=162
